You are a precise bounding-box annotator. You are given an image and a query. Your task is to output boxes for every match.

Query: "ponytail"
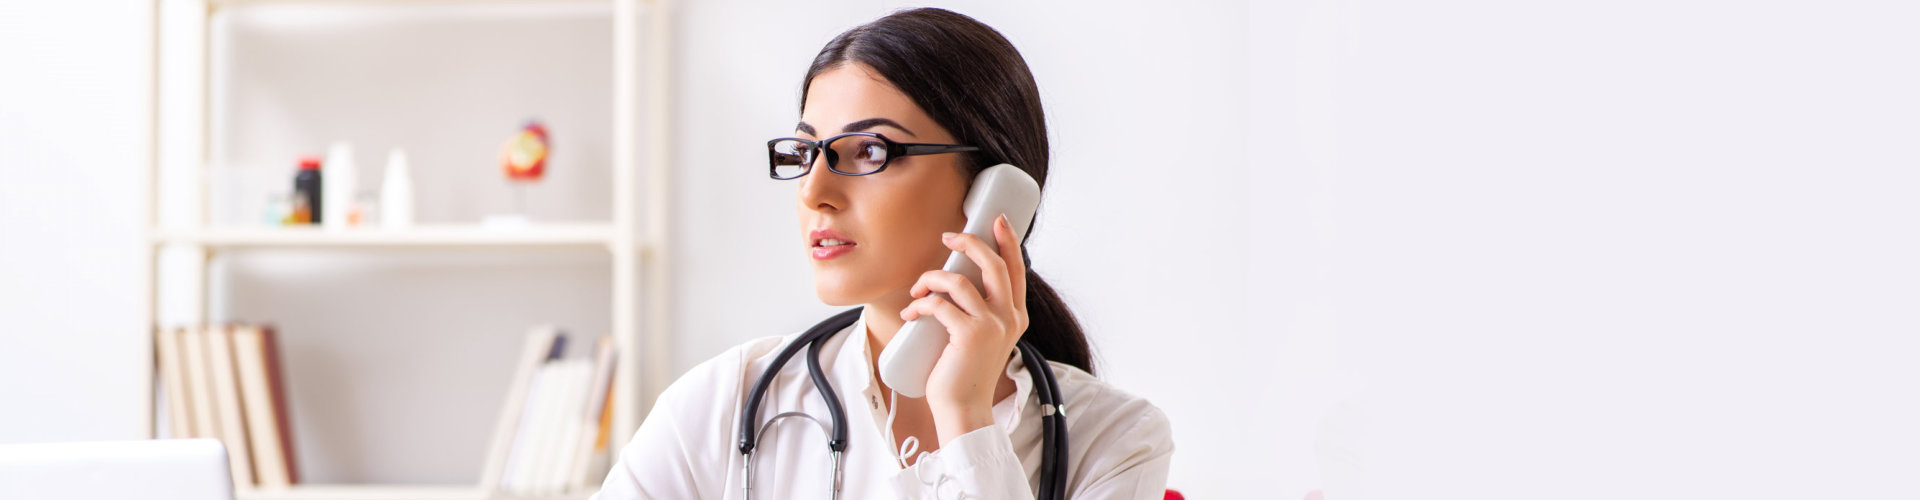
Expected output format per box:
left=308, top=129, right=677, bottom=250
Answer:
left=1022, top=269, right=1094, bottom=374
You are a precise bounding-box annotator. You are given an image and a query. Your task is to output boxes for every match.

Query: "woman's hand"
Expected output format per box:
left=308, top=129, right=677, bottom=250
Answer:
left=900, top=213, right=1030, bottom=445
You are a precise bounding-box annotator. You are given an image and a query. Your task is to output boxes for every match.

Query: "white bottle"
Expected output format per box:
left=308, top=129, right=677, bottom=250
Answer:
left=322, top=141, right=357, bottom=231
left=381, top=148, right=415, bottom=230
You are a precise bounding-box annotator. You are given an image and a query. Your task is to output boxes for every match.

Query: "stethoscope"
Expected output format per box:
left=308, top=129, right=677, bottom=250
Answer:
left=737, top=307, right=1071, bottom=499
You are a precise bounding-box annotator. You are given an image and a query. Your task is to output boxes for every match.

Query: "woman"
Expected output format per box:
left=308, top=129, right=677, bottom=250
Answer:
left=595, top=8, right=1172, bottom=499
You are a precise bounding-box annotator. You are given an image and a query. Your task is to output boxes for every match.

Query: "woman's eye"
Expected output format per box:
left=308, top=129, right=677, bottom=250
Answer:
left=858, top=142, right=884, bottom=159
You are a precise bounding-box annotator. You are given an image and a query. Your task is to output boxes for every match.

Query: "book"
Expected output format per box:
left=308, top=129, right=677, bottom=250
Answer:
left=180, top=327, right=221, bottom=441
left=570, top=335, right=617, bottom=490
left=482, top=329, right=621, bottom=494
left=587, top=375, right=616, bottom=485
left=262, top=326, right=299, bottom=484
left=233, top=325, right=298, bottom=488
left=155, top=327, right=195, bottom=439
left=505, top=359, right=560, bottom=493
left=204, top=325, right=258, bottom=486
left=480, top=327, right=563, bottom=493
left=261, top=325, right=299, bottom=484
left=539, top=359, right=591, bottom=494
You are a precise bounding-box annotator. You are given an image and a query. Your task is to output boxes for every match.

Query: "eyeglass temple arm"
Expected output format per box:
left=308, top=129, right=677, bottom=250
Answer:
left=900, top=144, right=981, bottom=156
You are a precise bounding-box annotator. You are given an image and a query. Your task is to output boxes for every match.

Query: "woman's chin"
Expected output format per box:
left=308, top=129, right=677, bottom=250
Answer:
left=810, top=272, right=870, bottom=306
left=815, top=295, right=861, bottom=307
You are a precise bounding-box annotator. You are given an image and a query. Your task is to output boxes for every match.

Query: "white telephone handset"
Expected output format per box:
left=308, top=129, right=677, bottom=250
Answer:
left=878, top=164, right=1042, bottom=398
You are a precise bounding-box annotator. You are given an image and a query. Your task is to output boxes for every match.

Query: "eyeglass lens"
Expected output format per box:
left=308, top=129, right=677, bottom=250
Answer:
left=770, top=134, right=892, bottom=179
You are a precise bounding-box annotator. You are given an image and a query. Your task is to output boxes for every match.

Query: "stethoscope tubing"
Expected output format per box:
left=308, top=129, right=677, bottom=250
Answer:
left=1018, top=340, right=1069, bottom=500
left=738, top=308, right=860, bottom=456
left=739, top=307, right=1068, bottom=499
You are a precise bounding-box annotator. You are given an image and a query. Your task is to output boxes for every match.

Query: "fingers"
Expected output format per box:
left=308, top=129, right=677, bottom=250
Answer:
left=935, top=227, right=1013, bottom=306
left=901, top=291, right=1020, bottom=350
left=903, top=215, right=1034, bottom=345
left=899, top=292, right=974, bottom=335
left=991, top=214, right=1029, bottom=307
left=910, top=270, right=990, bottom=317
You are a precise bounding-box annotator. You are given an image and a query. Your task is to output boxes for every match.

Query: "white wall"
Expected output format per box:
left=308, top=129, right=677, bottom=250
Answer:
left=0, top=0, right=152, bottom=443
left=1321, top=1, right=1920, bottom=498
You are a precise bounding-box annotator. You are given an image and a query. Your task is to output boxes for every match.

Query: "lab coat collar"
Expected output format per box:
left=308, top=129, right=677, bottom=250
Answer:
left=842, top=306, right=1035, bottom=434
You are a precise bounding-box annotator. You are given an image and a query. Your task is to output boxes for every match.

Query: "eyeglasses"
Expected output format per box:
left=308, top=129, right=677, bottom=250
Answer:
left=766, top=132, right=979, bottom=180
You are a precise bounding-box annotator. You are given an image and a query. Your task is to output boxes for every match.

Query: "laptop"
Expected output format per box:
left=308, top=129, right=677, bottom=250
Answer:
left=0, top=438, right=235, bottom=500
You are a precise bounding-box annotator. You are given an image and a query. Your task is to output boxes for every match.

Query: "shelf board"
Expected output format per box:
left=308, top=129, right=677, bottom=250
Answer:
left=153, top=223, right=625, bottom=249
left=236, top=484, right=590, bottom=500
left=210, top=0, right=613, bottom=7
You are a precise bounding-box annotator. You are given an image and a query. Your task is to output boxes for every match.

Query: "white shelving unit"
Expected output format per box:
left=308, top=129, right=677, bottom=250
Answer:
left=140, top=0, right=674, bottom=498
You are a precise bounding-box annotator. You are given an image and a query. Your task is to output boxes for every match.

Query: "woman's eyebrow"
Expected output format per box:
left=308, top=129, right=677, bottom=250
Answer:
left=793, top=118, right=916, bottom=138
left=843, top=118, right=915, bottom=137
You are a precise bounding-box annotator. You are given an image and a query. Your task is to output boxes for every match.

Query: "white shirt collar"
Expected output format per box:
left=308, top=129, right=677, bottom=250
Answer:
left=836, top=306, right=1036, bottom=434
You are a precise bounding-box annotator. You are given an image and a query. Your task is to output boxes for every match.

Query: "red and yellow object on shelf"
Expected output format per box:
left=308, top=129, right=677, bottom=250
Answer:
left=501, top=121, right=550, bottom=182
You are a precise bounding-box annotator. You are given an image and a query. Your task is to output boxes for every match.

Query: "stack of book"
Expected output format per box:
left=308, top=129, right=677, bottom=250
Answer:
left=153, top=325, right=299, bottom=490
left=480, top=328, right=619, bottom=496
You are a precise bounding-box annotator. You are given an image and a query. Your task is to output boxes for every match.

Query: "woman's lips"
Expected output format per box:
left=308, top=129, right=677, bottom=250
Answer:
left=812, top=242, right=855, bottom=260
left=810, top=228, right=855, bottom=260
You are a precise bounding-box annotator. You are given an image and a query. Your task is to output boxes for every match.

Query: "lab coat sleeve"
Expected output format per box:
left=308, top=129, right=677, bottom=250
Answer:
left=893, top=423, right=1033, bottom=500
left=1063, top=404, right=1175, bottom=500
left=898, top=404, right=1174, bottom=500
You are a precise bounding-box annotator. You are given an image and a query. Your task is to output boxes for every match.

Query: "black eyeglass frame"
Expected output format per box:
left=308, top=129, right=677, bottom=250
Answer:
left=766, top=132, right=980, bottom=180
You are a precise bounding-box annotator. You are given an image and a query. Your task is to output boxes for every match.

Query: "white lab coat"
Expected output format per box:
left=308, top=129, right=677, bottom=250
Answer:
left=593, top=308, right=1174, bottom=499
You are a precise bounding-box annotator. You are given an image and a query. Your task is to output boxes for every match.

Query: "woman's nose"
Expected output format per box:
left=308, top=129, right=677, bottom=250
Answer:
left=797, top=154, right=843, bottom=211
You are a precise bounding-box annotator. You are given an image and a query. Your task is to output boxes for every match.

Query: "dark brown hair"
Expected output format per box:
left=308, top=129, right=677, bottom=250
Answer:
left=801, top=8, right=1095, bottom=374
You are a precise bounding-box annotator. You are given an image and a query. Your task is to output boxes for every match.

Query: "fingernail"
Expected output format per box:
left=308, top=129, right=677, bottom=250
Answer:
left=942, top=232, right=957, bottom=240
left=998, top=214, right=1009, bottom=226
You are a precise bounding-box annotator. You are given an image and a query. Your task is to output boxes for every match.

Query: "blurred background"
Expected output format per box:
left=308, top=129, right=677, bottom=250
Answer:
left=2, top=1, right=1917, bottom=499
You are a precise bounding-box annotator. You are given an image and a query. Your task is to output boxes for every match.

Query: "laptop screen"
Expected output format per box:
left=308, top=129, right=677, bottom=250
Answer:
left=0, top=439, right=235, bottom=500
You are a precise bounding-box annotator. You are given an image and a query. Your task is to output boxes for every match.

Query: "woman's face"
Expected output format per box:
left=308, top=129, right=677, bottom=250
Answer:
left=796, top=63, right=971, bottom=306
